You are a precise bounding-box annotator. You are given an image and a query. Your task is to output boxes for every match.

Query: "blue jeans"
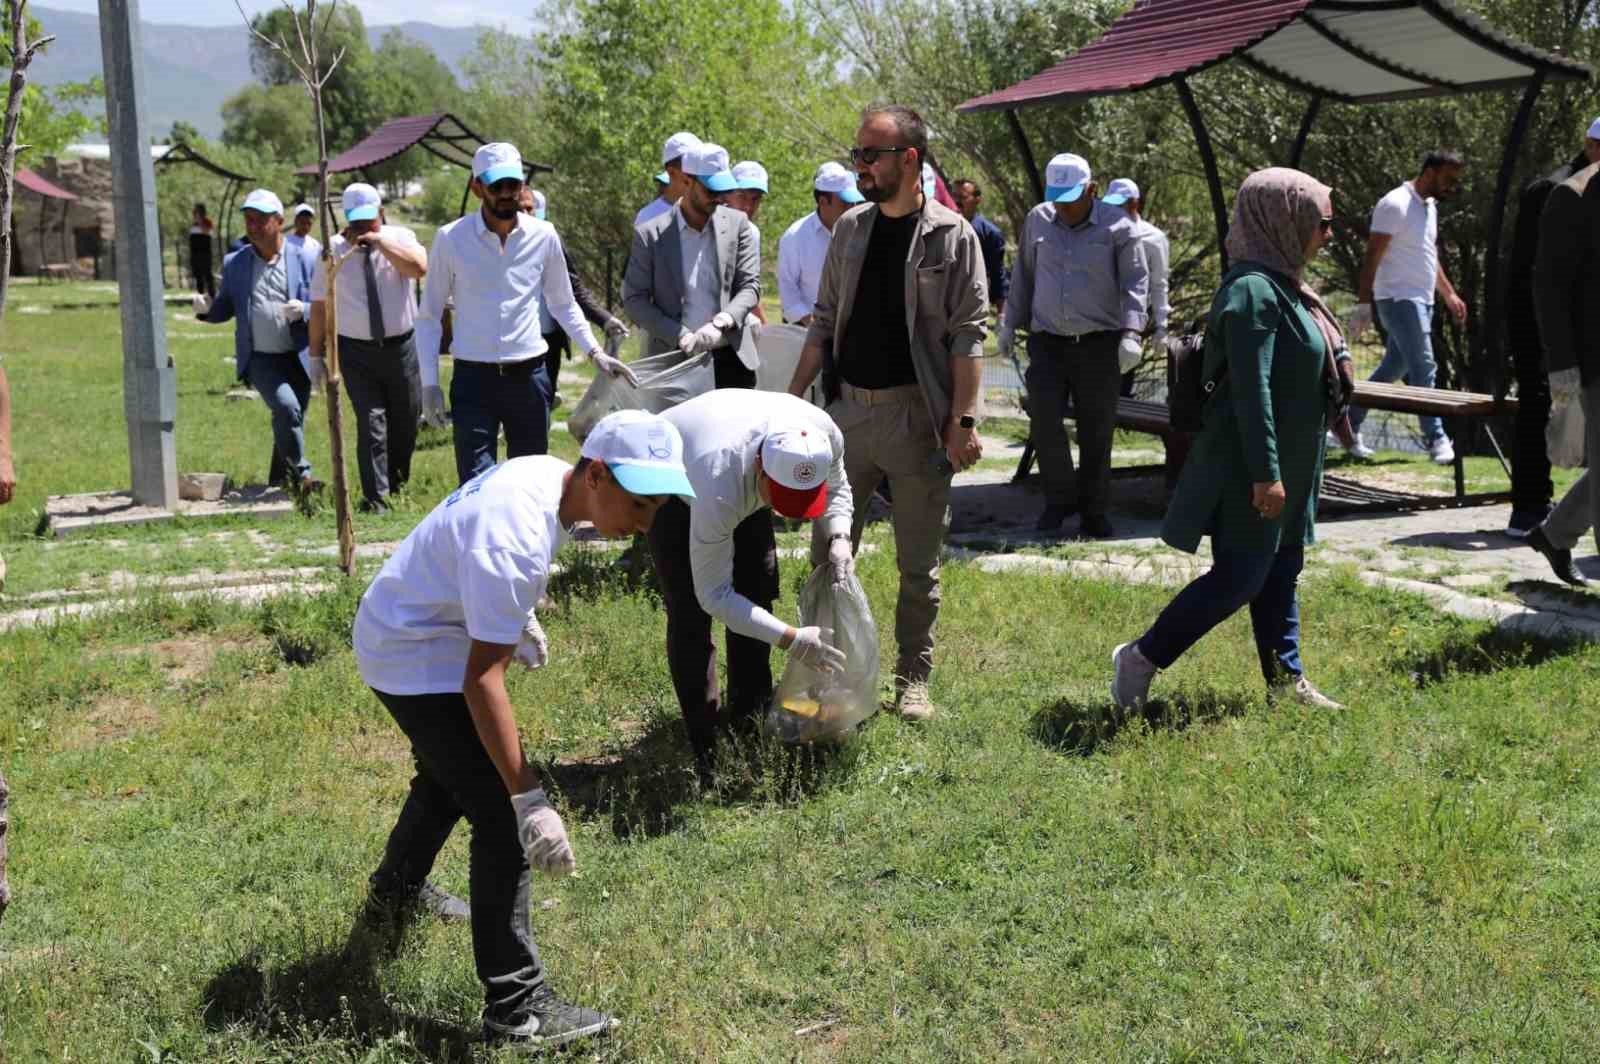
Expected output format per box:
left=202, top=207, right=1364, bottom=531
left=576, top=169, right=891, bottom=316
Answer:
left=1137, top=543, right=1305, bottom=686
left=246, top=351, right=313, bottom=483
left=448, top=357, right=552, bottom=485
left=1348, top=298, right=1445, bottom=444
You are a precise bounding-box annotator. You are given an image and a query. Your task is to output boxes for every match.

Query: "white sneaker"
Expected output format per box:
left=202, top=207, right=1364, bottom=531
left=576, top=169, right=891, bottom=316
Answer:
left=1347, top=434, right=1375, bottom=460
left=1429, top=436, right=1456, bottom=465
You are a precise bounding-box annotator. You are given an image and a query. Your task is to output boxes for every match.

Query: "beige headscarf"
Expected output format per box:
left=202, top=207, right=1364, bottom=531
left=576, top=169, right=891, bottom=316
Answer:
left=1224, top=167, right=1345, bottom=360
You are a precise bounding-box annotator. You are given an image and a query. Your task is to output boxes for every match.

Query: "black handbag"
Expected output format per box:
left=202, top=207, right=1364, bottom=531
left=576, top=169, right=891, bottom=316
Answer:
left=1166, top=316, right=1223, bottom=433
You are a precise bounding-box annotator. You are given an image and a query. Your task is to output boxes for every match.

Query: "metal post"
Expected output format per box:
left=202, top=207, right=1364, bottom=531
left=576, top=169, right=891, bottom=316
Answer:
left=1483, top=72, right=1546, bottom=407
left=1174, top=77, right=1230, bottom=273
left=1289, top=94, right=1323, bottom=170
left=99, top=0, right=177, bottom=508
left=1004, top=108, right=1045, bottom=204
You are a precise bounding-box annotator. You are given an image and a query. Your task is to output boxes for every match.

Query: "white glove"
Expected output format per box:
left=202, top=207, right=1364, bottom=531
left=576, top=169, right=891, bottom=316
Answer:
left=688, top=321, right=724, bottom=353
left=510, top=788, right=575, bottom=876
left=996, top=325, right=1014, bottom=359
left=421, top=385, right=448, bottom=429
left=603, top=317, right=629, bottom=340
left=514, top=612, right=548, bottom=669
left=307, top=355, right=327, bottom=392
left=788, top=625, right=846, bottom=674
left=1118, top=332, right=1143, bottom=374
left=1345, top=302, right=1374, bottom=339
left=826, top=536, right=854, bottom=585
left=677, top=328, right=697, bottom=356
left=191, top=292, right=212, bottom=316
left=711, top=311, right=735, bottom=332
left=279, top=299, right=306, bottom=324
left=1550, top=367, right=1582, bottom=405
left=589, top=348, right=639, bottom=387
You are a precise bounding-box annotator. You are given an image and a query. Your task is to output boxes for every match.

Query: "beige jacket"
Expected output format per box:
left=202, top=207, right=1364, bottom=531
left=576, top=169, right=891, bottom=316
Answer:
left=805, top=198, right=989, bottom=444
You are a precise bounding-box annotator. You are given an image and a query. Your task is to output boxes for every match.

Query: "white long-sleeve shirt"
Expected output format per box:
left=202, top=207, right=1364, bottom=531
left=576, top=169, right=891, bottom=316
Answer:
left=414, top=210, right=600, bottom=388
left=777, top=211, right=831, bottom=322
left=663, top=390, right=853, bottom=645
left=1131, top=218, right=1170, bottom=333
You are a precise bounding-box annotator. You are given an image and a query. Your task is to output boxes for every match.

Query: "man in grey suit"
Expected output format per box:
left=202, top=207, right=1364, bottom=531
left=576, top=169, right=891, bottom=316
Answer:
left=622, top=141, right=763, bottom=389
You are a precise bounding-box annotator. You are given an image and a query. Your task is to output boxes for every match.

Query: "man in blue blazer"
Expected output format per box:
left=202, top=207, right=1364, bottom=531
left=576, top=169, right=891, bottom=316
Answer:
left=196, top=188, right=322, bottom=494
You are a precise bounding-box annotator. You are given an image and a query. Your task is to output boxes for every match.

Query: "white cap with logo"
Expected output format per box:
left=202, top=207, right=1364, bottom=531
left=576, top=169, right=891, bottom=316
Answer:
left=292, top=202, right=315, bottom=218
left=1588, top=116, right=1600, bottom=140
left=1102, top=178, right=1140, bottom=206
left=1045, top=153, right=1092, bottom=204
left=760, top=424, right=832, bottom=519
left=662, top=131, right=702, bottom=167
left=732, top=160, right=769, bottom=193
left=683, top=142, right=737, bottom=193
left=342, top=182, right=381, bottom=222
left=813, top=162, right=865, bottom=204
left=580, top=410, right=696, bottom=498
left=473, top=142, right=524, bottom=185
left=241, top=188, right=284, bottom=215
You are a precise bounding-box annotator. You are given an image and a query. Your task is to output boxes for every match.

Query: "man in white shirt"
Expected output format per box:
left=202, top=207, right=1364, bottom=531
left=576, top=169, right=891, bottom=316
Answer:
left=286, top=202, right=323, bottom=259
left=1341, top=150, right=1470, bottom=464
left=415, top=142, right=630, bottom=484
left=1103, top=177, right=1170, bottom=394
left=355, top=409, right=693, bottom=1050
left=634, top=130, right=701, bottom=229
left=308, top=183, right=428, bottom=513
left=777, top=162, right=864, bottom=326
left=647, top=389, right=856, bottom=778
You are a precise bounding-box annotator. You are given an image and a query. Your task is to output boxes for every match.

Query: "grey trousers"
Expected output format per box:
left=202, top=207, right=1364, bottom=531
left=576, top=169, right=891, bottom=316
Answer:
left=1024, top=331, right=1122, bottom=516
left=1540, top=380, right=1600, bottom=552
left=819, top=382, right=952, bottom=685
left=341, top=334, right=421, bottom=505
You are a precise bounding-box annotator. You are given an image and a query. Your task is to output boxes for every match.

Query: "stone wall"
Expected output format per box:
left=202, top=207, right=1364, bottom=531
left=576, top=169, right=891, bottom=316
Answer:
left=11, top=155, right=114, bottom=276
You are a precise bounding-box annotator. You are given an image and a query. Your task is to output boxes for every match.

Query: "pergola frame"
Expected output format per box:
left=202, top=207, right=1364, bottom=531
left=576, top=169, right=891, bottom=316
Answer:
left=961, top=0, right=1592, bottom=405
left=152, top=141, right=256, bottom=249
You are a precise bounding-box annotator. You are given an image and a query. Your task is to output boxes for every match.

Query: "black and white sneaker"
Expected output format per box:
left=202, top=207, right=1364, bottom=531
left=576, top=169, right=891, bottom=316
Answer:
left=483, top=988, right=619, bottom=1049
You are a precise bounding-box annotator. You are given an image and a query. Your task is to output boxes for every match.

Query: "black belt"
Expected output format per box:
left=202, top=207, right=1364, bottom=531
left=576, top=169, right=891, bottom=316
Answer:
left=1040, top=328, right=1118, bottom=345
left=338, top=329, right=414, bottom=348
left=455, top=355, right=545, bottom=376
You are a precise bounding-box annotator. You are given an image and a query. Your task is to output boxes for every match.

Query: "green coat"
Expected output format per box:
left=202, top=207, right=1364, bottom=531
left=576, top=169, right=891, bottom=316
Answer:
left=1162, top=263, right=1328, bottom=555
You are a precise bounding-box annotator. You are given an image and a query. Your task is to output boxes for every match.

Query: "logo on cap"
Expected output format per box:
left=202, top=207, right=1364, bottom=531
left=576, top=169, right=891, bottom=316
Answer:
left=793, top=461, right=817, bottom=484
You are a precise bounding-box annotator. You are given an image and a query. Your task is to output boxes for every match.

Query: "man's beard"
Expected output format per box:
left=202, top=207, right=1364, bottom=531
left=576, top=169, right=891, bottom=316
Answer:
left=488, top=202, right=519, bottom=220
left=860, top=171, right=901, bottom=203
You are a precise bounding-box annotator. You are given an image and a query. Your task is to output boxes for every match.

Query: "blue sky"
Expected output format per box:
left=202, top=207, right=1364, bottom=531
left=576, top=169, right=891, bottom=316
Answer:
left=47, top=1, right=533, bottom=30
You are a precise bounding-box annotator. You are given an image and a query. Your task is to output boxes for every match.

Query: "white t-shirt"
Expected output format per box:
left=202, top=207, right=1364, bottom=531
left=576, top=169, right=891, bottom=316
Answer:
left=635, top=196, right=673, bottom=229
left=777, top=211, right=831, bottom=322
left=1370, top=182, right=1437, bottom=302
left=354, top=456, right=571, bottom=695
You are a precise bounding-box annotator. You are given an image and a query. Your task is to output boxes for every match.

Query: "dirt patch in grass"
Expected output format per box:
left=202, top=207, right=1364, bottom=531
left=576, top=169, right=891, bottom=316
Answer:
left=58, top=694, right=162, bottom=750
left=114, top=636, right=268, bottom=684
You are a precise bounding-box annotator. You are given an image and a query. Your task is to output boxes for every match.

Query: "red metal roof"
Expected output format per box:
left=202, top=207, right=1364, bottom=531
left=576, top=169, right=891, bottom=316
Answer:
left=961, top=0, right=1591, bottom=112
left=299, top=112, right=553, bottom=177
left=16, top=167, right=78, bottom=201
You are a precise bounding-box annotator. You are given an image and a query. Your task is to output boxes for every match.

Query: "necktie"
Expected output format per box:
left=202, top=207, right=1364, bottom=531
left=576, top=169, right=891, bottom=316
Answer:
left=362, top=246, right=385, bottom=342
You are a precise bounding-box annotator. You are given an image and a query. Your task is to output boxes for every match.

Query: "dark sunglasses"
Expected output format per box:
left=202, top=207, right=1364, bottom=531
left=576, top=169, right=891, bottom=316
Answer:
left=849, top=146, right=910, bottom=167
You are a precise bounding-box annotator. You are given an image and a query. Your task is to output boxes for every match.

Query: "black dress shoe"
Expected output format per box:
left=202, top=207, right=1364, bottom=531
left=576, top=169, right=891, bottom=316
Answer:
left=1035, top=502, right=1077, bottom=531
left=1078, top=514, right=1115, bottom=539
left=1528, top=526, right=1592, bottom=588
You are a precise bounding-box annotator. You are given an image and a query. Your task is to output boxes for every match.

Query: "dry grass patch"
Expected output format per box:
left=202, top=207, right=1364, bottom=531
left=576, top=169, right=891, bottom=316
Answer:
left=58, top=693, right=162, bottom=750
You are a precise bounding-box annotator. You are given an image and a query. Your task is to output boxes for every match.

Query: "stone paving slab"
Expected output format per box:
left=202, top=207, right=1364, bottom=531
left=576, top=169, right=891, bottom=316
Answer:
left=45, top=487, right=296, bottom=538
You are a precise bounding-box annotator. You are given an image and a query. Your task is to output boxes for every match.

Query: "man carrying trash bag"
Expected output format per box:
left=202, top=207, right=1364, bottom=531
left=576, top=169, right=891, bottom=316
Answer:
left=649, top=388, right=858, bottom=779
left=352, top=409, right=694, bottom=1050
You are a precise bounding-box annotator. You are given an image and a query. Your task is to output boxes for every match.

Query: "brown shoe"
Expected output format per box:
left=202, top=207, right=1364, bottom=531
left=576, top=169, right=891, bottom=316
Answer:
left=895, top=681, right=936, bottom=722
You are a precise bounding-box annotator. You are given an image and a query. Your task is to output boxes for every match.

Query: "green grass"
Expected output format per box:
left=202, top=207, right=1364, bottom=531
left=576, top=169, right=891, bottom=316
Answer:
left=2, top=550, right=1600, bottom=1060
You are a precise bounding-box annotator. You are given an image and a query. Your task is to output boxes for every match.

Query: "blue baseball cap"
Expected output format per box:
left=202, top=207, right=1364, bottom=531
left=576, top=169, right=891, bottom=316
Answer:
left=1102, top=177, right=1139, bottom=206
left=473, top=142, right=524, bottom=186
left=240, top=188, right=284, bottom=215
left=732, top=160, right=769, bottom=193
left=813, top=162, right=864, bottom=204
left=654, top=170, right=670, bottom=186
left=1045, top=153, right=1092, bottom=204
left=580, top=410, right=696, bottom=499
left=341, top=182, right=381, bottom=222
left=683, top=142, right=736, bottom=193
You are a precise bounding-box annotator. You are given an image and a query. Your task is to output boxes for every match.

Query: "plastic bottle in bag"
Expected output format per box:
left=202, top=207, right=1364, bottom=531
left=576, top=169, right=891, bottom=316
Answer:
left=766, top=564, right=881, bottom=744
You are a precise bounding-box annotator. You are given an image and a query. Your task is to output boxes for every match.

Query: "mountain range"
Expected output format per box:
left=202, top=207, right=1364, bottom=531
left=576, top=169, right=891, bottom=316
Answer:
left=31, top=5, right=488, bottom=140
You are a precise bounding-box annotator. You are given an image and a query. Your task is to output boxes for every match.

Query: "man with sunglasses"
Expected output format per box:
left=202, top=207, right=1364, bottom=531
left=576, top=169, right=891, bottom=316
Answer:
left=415, top=143, right=609, bottom=484
left=786, top=104, right=989, bottom=723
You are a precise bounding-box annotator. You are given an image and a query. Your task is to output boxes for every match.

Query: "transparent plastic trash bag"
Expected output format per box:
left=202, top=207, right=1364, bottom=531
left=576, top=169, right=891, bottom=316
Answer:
left=1547, top=396, right=1587, bottom=470
left=567, top=349, right=715, bottom=442
left=766, top=564, right=881, bottom=744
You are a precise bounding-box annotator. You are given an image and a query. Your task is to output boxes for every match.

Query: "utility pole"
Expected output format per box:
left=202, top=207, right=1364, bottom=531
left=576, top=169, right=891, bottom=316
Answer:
left=98, top=0, right=176, bottom=508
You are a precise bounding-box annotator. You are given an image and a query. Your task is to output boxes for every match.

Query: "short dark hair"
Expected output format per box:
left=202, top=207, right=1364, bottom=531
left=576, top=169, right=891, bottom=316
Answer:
left=953, top=179, right=979, bottom=197
left=1421, top=149, right=1465, bottom=174
left=861, top=103, right=928, bottom=163
left=194, top=202, right=207, bottom=213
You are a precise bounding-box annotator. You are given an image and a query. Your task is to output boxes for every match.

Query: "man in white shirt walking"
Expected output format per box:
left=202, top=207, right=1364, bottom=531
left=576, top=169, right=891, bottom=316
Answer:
left=1341, top=150, right=1470, bottom=464
left=646, top=389, right=855, bottom=778
left=1103, top=177, right=1169, bottom=394
left=777, top=162, right=864, bottom=326
left=308, top=182, right=428, bottom=513
left=415, top=143, right=630, bottom=484
left=634, top=131, right=702, bottom=229
left=354, top=409, right=693, bottom=1049
left=286, top=202, right=323, bottom=259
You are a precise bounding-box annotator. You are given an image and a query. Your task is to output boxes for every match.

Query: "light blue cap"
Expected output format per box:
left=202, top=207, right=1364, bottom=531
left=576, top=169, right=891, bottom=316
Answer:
left=1101, top=177, right=1139, bottom=206
left=1045, top=152, right=1091, bottom=204
left=580, top=410, right=696, bottom=499
left=732, top=160, right=768, bottom=193
left=474, top=142, right=524, bottom=186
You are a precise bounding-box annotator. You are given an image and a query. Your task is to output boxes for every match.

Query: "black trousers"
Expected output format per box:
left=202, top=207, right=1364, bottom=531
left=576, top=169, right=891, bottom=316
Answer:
left=1511, top=337, right=1554, bottom=513
left=1025, top=331, right=1123, bottom=516
left=370, top=688, right=546, bottom=1017
left=645, top=496, right=779, bottom=755
left=541, top=330, right=569, bottom=397
left=342, top=333, right=421, bottom=505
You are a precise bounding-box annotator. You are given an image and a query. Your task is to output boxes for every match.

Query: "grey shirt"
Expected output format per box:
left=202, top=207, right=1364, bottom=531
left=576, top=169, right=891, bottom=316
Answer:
left=1006, top=198, right=1148, bottom=338
left=1132, top=217, right=1170, bottom=333
left=249, top=250, right=294, bottom=354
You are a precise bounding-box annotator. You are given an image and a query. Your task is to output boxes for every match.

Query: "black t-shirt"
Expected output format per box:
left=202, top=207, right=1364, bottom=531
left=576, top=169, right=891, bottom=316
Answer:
left=837, top=209, right=920, bottom=389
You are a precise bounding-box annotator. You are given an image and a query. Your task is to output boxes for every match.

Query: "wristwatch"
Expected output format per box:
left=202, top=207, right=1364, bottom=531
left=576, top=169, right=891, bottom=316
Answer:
left=958, top=415, right=976, bottom=430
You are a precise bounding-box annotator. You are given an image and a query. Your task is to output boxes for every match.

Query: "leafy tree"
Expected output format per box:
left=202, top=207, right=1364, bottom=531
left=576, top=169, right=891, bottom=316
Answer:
left=220, top=82, right=317, bottom=163
left=243, top=3, right=376, bottom=152
left=362, top=30, right=464, bottom=194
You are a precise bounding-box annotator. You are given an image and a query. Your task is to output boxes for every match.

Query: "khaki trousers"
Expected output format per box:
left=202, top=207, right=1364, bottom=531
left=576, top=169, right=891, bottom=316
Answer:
left=815, top=382, right=952, bottom=684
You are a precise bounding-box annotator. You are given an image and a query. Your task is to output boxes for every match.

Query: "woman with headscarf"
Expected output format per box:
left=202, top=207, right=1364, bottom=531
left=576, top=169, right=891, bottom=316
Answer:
left=1111, top=167, right=1354, bottom=712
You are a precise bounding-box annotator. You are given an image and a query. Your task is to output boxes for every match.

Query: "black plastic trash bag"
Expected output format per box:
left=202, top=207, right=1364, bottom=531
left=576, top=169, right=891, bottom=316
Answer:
left=766, top=564, right=881, bottom=743
left=567, top=350, right=715, bottom=442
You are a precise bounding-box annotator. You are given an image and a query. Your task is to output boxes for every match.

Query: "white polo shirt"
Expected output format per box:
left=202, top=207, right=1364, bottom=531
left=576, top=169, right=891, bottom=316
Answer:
left=413, top=210, right=601, bottom=388
left=309, top=226, right=422, bottom=341
left=354, top=456, right=570, bottom=695
left=635, top=196, right=673, bottom=229
left=676, top=204, right=722, bottom=333
left=662, top=390, right=853, bottom=646
left=778, top=211, right=831, bottom=322
left=286, top=231, right=322, bottom=259
left=1370, top=181, right=1438, bottom=302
